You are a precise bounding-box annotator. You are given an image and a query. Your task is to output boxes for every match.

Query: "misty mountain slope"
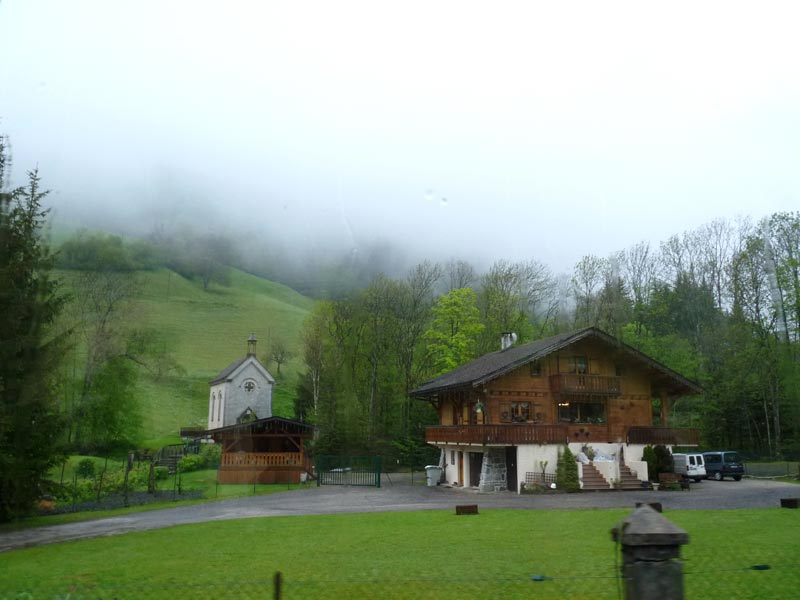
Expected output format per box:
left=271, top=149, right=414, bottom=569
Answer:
left=64, top=267, right=314, bottom=447
left=136, top=268, right=313, bottom=377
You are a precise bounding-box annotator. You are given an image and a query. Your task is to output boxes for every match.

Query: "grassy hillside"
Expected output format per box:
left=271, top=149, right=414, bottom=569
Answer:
left=61, top=266, right=315, bottom=449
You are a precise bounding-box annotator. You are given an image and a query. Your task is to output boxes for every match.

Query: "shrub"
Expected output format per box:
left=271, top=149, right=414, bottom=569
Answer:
left=556, top=446, right=580, bottom=493
left=178, top=454, right=205, bottom=473
left=200, top=443, right=222, bottom=468
left=642, top=445, right=657, bottom=481
left=76, top=458, right=96, bottom=479
left=154, top=466, right=169, bottom=480
left=654, top=445, right=674, bottom=475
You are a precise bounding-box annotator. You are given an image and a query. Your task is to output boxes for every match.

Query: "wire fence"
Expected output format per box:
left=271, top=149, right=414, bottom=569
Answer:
left=5, top=556, right=800, bottom=600
left=744, top=461, right=799, bottom=478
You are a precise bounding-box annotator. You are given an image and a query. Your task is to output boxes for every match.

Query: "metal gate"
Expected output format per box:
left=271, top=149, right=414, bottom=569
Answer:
left=316, top=455, right=382, bottom=488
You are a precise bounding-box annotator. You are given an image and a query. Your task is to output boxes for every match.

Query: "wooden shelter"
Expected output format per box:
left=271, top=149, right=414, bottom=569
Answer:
left=207, top=416, right=314, bottom=484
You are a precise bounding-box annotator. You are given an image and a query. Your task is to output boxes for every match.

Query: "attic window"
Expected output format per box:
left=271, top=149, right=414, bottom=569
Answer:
left=567, top=356, right=588, bottom=374
left=529, top=360, right=542, bottom=377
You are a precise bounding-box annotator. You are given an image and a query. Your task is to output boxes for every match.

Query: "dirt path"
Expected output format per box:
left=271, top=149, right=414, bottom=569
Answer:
left=1, top=475, right=797, bottom=553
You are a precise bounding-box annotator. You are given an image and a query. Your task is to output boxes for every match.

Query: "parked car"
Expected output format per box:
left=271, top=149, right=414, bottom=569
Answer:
left=672, top=453, right=706, bottom=482
left=702, top=451, right=745, bottom=481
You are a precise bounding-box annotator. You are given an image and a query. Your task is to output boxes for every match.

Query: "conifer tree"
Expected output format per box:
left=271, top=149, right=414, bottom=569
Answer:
left=556, top=445, right=580, bottom=493
left=0, top=135, right=66, bottom=521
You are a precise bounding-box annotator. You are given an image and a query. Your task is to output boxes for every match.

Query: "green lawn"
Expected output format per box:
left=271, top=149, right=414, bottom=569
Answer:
left=1, top=508, right=798, bottom=599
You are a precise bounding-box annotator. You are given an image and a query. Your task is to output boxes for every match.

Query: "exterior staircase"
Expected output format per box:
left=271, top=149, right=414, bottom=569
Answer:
left=617, top=464, right=645, bottom=490
left=153, top=443, right=191, bottom=474
left=580, top=463, right=611, bottom=491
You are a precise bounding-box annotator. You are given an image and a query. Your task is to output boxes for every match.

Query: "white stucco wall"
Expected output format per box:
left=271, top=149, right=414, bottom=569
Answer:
left=432, top=442, right=655, bottom=490
left=207, top=357, right=274, bottom=429
left=516, top=445, right=561, bottom=486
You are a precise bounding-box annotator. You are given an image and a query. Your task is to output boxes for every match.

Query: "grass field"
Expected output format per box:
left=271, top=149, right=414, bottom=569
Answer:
left=58, top=266, right=314, bottom=447
left=1, top=508, right=798, bottom=599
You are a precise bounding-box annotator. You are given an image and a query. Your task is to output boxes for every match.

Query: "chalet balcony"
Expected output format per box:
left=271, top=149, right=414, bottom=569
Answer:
left=426, top=424, right=568, bottom=446
left=426, top=424, right=701, bottom=446
left=221, top=452, right=305, bottom=468
left=627, top=426, right=701, bottom=446
left=549, top=374, right=621, bottom=396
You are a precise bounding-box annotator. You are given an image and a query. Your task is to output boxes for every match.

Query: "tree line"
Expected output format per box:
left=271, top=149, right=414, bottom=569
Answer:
left=296, top=216, right=800, bottom=463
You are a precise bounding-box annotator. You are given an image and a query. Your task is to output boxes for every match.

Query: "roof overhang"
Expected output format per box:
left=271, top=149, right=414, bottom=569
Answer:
left=412, top=327, right=703, bottom=399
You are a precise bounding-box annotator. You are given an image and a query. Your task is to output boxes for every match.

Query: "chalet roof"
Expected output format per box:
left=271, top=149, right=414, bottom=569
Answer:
left=412, top=327, right=703, bottom=398
left=206, top=416, right=314, bottom=438
left=209, top=354, right=274, bottom=385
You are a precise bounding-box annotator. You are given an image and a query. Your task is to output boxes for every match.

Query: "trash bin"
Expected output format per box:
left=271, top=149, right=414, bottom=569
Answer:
left=425, top=465, right=442, bottom=487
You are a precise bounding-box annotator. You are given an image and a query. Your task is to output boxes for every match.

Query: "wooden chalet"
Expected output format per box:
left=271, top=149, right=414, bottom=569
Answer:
left=412, top=327, right=703, bottom=492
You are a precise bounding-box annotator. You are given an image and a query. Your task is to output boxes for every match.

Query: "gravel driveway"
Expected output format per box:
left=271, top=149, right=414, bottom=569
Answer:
left=1, top=475, right=797, bottom=553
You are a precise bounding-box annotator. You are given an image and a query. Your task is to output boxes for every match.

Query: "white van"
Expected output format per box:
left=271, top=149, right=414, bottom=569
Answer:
left=672, top=453, right=706, bottom=482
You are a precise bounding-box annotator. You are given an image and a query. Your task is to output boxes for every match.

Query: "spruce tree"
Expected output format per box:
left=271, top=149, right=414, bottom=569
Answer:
left=556, top=445, right=581, bottom=492
left=0, top=135, right=67, bottom=521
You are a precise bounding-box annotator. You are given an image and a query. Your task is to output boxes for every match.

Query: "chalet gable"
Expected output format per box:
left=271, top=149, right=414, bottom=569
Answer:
left=412, top=327, right=702, bottom=399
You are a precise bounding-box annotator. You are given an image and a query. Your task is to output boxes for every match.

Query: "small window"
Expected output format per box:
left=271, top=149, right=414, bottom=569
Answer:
left=566, top=356, right=588, bottom=374
left=615, top=364, right=624, bottom=377
left=451, top=451, right=455, bottom=465
left=510, top=401, right=530, bottom=422
left=529, top=360, right=542, bottom=377
left=244, top=380, right=256, bottom=392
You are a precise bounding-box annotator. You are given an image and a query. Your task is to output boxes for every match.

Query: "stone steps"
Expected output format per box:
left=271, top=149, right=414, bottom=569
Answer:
left=618, top=465, right=645, bottom=490
left=618, top=465, right=642, bottom=490
left=581, top=463, right=611, bottom=491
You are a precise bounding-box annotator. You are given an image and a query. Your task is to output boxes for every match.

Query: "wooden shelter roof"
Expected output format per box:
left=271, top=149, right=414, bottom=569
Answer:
left=206, top=416, right=314, bottom=439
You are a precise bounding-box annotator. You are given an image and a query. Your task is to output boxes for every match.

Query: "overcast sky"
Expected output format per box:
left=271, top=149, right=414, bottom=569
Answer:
left=1, top=1, right=798, bottom=273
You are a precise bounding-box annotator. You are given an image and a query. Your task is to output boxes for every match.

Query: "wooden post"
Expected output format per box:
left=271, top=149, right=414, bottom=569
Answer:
left=612, top=505, right=689, bottom=600
left=273, top=571, right=282, bottom=600
left=660, top=390, right=670, bottom=426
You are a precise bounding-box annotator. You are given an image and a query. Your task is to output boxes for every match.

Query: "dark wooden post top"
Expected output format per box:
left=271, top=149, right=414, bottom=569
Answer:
left=612, top=504, right=689, bottom=547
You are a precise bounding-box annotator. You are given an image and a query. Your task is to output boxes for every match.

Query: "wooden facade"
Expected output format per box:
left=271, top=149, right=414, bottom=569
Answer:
left=415, top=329, right=702, bottom=448
left=208, top=417, right=314, bottom=484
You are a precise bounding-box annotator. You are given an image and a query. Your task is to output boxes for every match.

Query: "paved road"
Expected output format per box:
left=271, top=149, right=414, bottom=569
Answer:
left=1, top=475, right=797, bottom=553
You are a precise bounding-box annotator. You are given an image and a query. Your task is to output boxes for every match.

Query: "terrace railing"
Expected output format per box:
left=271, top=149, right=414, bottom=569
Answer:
left=425, top=424, right=568, bottom=445
left=550, top=374, right=622, bottom=396
left=221, top=452, right=304, bottom=467
left=626, top=426, right=701, bottom=446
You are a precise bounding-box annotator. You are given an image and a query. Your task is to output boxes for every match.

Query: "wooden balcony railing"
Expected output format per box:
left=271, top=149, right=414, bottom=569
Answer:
left=550, top=374, right=621, bottom=396
left=426, top=424, right=568, bottom=445
left=426, top=424, right=701, bottom=446
left=626, top=426, right=701, bottom=446
left=221, top=452, right=304, bottom=468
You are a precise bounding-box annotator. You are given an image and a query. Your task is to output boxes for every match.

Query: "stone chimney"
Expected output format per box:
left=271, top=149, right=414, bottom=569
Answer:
left=501, top=332, right=518, bottom=351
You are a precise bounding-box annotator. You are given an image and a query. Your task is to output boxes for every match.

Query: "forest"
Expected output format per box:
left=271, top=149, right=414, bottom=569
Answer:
left=294, top=215, right=800, bottom=465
